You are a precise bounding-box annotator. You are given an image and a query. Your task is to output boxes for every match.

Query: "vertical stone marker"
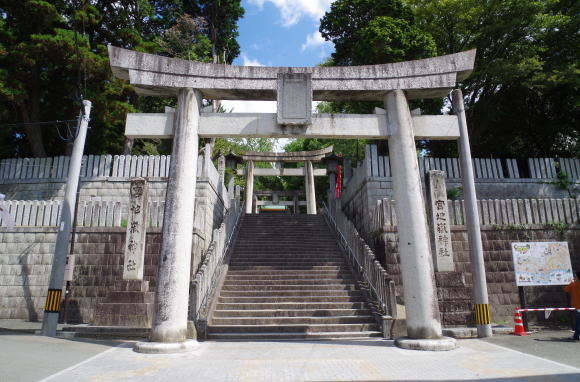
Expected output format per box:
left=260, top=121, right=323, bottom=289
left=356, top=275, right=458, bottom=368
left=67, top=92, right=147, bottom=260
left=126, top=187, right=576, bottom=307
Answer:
left=123, top=178, right=148, bottom=280
left=426, top=171, right=454, bottom=272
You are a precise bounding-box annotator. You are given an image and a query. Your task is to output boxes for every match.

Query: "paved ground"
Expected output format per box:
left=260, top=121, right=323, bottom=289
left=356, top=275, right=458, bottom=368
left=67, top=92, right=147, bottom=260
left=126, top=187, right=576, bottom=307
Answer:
left=484, top=329, right=580, bottom=369
left=0, top=331, right=121, bottom=382
left=2, top=325, right=579, bottom=382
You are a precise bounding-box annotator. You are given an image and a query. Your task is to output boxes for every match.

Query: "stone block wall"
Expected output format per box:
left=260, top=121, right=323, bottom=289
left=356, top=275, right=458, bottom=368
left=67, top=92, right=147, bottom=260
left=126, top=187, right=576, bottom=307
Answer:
left=0, top=227, right=206, bottom=323
left=376, top=225, right=580, bottom=326
left=342, top=178, right=394, bottom=240
left=0, top=228, right=56, bottom=320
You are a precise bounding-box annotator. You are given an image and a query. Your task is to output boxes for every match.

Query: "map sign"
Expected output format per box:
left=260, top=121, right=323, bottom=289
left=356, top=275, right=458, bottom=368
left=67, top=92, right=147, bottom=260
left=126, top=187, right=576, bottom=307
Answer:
left=511, top=242, right=573, bottom=286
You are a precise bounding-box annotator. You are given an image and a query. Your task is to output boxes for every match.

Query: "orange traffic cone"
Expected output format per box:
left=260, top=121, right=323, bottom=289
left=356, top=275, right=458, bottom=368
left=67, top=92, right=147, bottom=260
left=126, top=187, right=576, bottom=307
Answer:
left=513, top=310, right=527, bottom=336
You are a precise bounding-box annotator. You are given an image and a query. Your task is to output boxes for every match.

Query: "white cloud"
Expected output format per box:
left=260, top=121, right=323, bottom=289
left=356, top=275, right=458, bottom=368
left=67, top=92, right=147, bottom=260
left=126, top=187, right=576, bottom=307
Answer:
left=301, top=30, right=331, bottom=51
left=240, top=53, right=264, bottom=67
left=249, top=0, right=334, bottom=27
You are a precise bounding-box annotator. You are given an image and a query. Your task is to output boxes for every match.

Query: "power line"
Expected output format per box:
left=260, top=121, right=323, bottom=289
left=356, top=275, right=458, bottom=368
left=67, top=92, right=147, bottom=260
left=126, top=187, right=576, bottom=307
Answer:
left=0, top=120, right=77, bottom=128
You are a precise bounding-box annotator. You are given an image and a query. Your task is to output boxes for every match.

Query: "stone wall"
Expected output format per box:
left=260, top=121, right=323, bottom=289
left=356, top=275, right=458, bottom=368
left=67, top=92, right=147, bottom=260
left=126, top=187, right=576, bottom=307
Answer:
left=376, top=225, right=580, bottom=326
left=0, top=227, right=206, bottom=322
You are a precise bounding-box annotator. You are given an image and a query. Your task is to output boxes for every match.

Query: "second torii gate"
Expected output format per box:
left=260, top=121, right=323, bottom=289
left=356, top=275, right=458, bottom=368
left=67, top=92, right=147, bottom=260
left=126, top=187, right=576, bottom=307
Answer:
left=108, top=46, right=490, bottom=353
left=237, top=147, right=334, bottom=215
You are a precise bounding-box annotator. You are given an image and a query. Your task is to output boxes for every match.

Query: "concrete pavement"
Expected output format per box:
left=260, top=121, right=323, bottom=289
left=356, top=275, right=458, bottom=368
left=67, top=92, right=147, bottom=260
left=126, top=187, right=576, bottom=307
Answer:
left=2, top=324, right=579, bottom=382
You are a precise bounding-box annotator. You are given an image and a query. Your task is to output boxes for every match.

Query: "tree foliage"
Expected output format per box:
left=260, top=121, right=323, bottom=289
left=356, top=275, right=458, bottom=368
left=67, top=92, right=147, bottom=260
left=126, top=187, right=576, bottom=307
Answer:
left=318, top=0, right=578, bottom=158
left=0, top=0, right=243, bottom=158
left=318, top=0, right=440, bottom=117
left=412, top=0, right=579, bottom=157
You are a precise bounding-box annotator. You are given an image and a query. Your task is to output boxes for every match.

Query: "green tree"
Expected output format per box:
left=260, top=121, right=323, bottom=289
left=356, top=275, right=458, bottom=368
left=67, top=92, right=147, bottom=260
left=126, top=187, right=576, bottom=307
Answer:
left=318, top=0, right=440, bottom=134
left=0, top=0, right=245, bottom=157
left=409, top=0, right=579, bottom=157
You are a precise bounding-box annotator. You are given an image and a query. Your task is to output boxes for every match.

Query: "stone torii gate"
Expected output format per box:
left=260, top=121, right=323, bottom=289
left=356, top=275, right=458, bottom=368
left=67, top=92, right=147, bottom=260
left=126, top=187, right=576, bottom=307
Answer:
left=108, top=46, right=490, bottom=352
left=237, top=147, right=333, bottom=215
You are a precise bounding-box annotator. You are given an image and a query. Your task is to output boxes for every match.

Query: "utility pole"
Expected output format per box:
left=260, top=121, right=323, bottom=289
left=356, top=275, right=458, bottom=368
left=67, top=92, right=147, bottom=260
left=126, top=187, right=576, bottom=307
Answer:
left=41, top=100, right=91, bottom=337
left=452, top=89, right=492, bottom=338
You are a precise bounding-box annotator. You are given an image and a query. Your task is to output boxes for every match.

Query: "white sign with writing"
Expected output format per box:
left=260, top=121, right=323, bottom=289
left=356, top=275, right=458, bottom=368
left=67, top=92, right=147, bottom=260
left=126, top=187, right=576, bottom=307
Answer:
left=427, top=171, right=454, bottom=272
left=511, top=242, right=573, bottom=286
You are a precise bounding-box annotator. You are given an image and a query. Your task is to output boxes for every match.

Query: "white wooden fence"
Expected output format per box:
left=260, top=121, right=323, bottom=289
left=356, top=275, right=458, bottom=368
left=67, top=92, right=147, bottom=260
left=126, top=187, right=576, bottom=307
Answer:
left=0, top=199, right=170, bottom=228
left=373, top=197, right=580, bottom=230
left=360, top=144, right=579, bottom=181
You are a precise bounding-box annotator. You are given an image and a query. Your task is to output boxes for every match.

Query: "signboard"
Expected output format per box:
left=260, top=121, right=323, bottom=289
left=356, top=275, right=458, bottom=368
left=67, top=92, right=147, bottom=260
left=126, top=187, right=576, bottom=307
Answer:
left=511, top=242, right=573, bottom=286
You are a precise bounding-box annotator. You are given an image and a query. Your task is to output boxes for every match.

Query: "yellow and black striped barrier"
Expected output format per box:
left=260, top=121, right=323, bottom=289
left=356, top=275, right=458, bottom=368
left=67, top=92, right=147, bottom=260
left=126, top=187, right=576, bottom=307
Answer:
left=44, top=289, right=62, bottom=313
left=474, top=303, right=491, bottom=325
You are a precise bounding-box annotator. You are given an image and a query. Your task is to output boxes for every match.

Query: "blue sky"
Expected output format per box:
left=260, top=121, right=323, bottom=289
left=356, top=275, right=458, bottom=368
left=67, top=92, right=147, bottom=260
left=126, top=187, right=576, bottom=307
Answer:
left=234, top=0, right=334, bottom=68
left=221, top=0, right=335, bottom=115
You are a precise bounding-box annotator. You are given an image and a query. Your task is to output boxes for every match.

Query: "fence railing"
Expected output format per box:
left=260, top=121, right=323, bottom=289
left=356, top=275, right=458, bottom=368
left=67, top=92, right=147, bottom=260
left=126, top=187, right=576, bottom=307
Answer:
left=323, top=199, right=397, bottom=323
left=356, top=144, right=579, bottom=183
left=191, top=200, right=243, bottom=322
left=372, top=197, right=580, bottom=231
left=0, top=153, right=225, bottom=185
left=0, top=199, right=170, bottom=228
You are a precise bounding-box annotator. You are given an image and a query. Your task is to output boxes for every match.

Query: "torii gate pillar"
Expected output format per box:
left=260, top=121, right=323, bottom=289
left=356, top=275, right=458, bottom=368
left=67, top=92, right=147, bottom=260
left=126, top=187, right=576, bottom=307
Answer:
left=134, top=88, right=201, bottom=353
left=305, top=160, right=316, bottom=214
left=386, top=90, right=455, bottom=350
left=245, top=160, right=254, bottom=214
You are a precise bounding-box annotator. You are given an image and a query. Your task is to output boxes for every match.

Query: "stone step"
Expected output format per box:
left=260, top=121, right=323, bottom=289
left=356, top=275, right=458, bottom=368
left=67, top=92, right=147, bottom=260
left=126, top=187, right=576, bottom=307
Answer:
left=225, top=273, right=355, bottom=280
left=219, top=290, right=363, bottom=297
left=225, top=271, right=355, bottom=277
left=230, top=257, right=344, bottom=262
left=227, top=266, right=350, bottom=271
left=221, top=284, right=359, bottom=291
left=215, top=302, right=370, bottom=310
left=232, top=252, right=341, bottom=256
left=233, top=246, right=339, bottom=250
left=206, top=331, right=382, bottom=340
left=217, top=296, right=367, bottom=303
left=212, top=308, right=373, bottom=318
left=229, top=262, right=346, bottom=267
left=211, top=315, right=376, bottom=326
left=223, top=279, right=356, bottom=290
left=207, top=323, right=379, bottom=334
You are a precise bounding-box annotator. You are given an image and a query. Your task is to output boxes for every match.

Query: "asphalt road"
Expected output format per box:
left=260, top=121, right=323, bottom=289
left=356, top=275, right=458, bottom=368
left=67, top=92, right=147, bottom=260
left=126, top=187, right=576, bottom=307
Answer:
left=0, top=331, right=122, bottom=382
left=483, top=329, right=580, bottom=369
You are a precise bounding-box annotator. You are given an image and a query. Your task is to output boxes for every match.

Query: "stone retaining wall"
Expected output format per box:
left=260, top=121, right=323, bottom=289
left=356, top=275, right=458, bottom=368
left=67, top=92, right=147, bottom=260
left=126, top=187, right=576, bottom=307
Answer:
left=0, top=227, right=206, bottom=322
left=376, top=225, right=580, bottom=326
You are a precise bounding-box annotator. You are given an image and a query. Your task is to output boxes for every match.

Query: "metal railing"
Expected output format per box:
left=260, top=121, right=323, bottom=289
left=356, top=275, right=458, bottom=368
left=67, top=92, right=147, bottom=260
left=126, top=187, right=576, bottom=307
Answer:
left=191, top=200, right=243, bottom=322
left=322, top=199, right=397, bottom=320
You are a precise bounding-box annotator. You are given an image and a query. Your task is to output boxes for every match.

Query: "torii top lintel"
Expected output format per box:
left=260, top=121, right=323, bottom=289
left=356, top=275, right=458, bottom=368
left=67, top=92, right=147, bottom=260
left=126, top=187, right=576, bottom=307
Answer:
left=108, top=46, right=476, bottom=101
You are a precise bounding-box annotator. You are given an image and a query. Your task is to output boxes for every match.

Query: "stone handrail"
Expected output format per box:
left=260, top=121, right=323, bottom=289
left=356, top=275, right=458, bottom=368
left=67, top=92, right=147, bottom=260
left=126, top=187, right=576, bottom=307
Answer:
left=191, top=200, right=243, bottom=323
left=322, top=199, right=397, bottom=321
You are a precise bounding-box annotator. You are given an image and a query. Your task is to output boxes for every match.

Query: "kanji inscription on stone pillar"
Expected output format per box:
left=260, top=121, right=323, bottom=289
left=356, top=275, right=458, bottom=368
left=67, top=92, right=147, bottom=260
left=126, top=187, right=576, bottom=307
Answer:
left=426, top=170, right=454, bottom=272
left=123, top=178, right=149, bottom=280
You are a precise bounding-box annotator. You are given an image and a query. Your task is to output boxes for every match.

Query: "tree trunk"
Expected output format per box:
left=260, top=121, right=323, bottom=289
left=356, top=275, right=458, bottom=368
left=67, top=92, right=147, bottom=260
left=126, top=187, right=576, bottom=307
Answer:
left=123, top=138, right=134, bottom=155
left=20, top=106, right=47, bottom=158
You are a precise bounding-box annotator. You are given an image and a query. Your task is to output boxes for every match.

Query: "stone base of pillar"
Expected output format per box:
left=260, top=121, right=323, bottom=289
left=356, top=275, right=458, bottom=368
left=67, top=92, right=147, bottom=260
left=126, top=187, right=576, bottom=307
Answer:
left=395, top=336, right=457, bottom=351
left=133, top=339, right=198, bottom=354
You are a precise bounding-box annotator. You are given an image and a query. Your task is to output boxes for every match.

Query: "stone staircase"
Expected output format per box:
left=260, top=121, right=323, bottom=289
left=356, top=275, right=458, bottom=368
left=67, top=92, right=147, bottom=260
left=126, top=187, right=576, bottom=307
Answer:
left=207, top=213, right=382, bottom=340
